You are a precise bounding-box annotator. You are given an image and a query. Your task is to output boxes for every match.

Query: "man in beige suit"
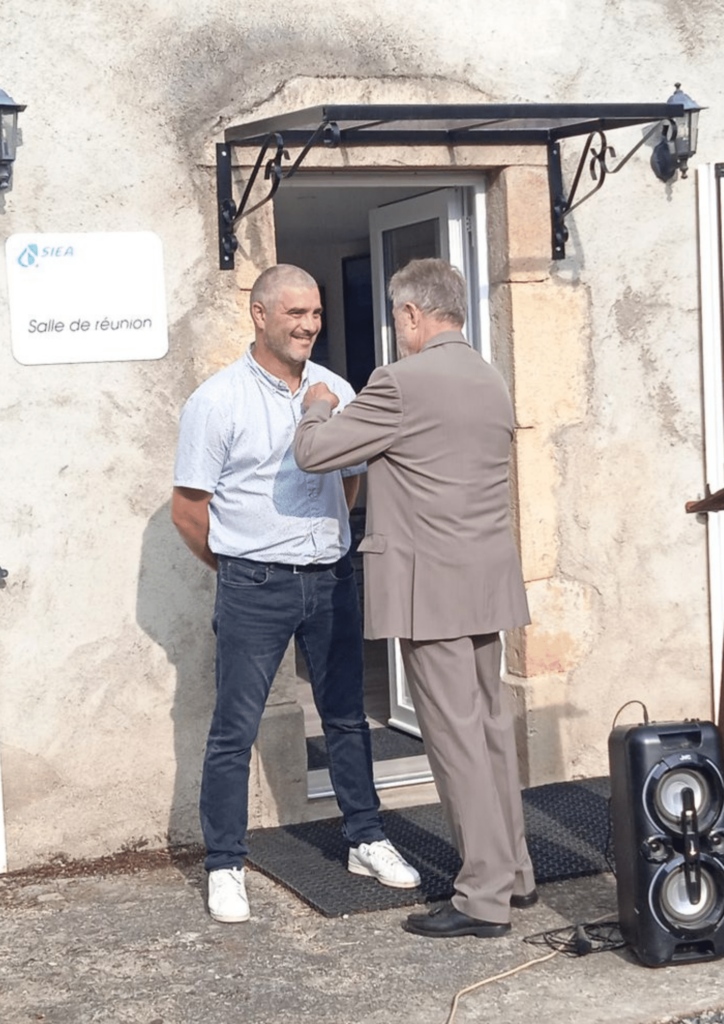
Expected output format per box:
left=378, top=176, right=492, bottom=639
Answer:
left=294, top=258, right=536, bottom=938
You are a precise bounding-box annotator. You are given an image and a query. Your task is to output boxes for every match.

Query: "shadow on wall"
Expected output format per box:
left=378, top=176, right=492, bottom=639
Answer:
left=135, top=500, right=309, bottom=871
left=136, top=500, right=216, bottom=855
left=509, top=680, right=586, bottom=788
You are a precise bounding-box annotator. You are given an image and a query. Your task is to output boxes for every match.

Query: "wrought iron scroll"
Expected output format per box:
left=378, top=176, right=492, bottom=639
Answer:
left=549, top=120, right=671, bottom=259
left=217, top=122, right=342, bottom=270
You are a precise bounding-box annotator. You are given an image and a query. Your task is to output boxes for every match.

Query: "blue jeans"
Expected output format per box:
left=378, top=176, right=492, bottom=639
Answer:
left=200, top=551, right=384, bottom=872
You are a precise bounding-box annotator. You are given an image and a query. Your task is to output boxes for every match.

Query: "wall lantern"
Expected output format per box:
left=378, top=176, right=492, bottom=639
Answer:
left=651, top=83, right=702, bottom=182
left=0, top=86, right=27, bottom=192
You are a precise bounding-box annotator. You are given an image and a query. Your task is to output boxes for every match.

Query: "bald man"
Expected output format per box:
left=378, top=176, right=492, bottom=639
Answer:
left=172, top=264, right=420, bottom=925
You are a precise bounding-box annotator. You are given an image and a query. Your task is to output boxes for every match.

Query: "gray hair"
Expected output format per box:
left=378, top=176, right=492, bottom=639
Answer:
left=250, top=264, right=319, bottom=311
left=388, top=258, right=467, bottom=326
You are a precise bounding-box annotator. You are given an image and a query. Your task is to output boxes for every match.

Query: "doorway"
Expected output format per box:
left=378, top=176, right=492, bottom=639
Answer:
left=272, top=173, right=489, bottom=790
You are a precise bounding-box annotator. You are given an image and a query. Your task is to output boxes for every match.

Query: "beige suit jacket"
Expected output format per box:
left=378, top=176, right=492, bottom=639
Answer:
left=295, top=331, right=530, bottom=641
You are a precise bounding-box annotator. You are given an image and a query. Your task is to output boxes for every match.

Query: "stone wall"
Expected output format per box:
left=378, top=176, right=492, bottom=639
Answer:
left=1, top=0, right=721, bottom=866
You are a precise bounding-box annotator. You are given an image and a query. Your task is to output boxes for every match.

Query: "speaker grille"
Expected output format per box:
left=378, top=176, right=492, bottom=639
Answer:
left=651, top=856, right=724, bottom=936
left=654, top=769, right=715, bottom=828
left=660, top=865, right=718, bottom=925
left=646, top=757, right=724, bottom=834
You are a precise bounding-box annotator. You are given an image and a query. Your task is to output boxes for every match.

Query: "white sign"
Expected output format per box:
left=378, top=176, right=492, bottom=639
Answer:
left=5, top=231, right=169, bottom=365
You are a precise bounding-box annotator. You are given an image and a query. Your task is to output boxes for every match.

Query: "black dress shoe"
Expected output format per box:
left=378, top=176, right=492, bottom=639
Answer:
left=510, top=889, right=538, bottom=909
left=404, top=901, right=511, bottom=938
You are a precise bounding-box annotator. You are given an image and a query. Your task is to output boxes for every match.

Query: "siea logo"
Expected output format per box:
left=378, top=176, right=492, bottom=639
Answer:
left=17, top=244, right=38, bottom=267
left=17, top=243, right=74, bottom=268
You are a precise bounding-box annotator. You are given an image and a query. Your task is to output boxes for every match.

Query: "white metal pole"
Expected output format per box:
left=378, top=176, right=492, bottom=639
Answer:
left=697, top=163, right=724, bottom=717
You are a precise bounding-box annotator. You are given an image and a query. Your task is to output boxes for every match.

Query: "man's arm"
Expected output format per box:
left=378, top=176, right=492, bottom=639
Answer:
left=171, top=486, right=218, bottom=570
left=295, top=367, right=402, bottom=473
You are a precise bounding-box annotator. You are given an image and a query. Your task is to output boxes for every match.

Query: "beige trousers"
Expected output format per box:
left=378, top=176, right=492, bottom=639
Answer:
left=399, top=633, right=535, bottom=922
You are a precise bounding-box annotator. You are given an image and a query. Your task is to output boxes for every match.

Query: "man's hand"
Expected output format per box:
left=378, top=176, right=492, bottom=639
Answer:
left=171, top=487, right=218, bottom=570
left=303, top=382, right=340, bottom=411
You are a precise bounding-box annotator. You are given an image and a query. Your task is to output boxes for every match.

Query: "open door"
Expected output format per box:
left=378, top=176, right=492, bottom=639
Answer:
left=273, top=174, right=489, bottom=790
left=369, top=185, right=489, bottom=734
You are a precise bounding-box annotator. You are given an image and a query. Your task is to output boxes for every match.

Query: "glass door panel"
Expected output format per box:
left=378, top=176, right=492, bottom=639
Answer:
left=368, top=188, right=470, bottom=735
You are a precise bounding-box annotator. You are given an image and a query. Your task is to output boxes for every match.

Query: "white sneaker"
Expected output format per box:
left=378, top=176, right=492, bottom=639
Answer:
left=207, top=867, right=250, bottom=923
left=348, top=839, right=421, bottom=889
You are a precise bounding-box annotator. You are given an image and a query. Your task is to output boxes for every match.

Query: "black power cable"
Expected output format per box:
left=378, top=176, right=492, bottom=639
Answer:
left=524, top=920, right=625, bottom=957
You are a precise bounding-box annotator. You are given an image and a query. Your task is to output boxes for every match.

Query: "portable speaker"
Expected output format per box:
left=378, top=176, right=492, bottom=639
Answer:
left=608, top=718, right=724, bottom=966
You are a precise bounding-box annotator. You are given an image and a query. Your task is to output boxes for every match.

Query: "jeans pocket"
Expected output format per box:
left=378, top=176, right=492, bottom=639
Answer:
left=219, top=558, right=270, bottom=588
left=329, top=553, right=355, bottom=582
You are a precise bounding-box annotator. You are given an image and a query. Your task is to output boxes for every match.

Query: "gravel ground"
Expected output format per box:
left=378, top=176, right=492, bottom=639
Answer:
left=1, top=858, right=723, bottom=1024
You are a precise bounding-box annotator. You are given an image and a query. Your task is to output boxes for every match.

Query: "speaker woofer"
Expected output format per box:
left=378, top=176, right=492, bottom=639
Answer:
left=654, top=769, right=713, bottom=828
left=645, top=756, right=724, bottom=834
left=652, top=857, right=724, bottom=935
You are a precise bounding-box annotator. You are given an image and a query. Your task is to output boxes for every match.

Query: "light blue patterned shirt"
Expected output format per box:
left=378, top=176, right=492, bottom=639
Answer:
left=174, top=348, right=363, bottom=563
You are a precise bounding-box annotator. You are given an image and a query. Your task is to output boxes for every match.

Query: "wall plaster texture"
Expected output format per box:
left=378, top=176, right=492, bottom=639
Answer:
left=0, top=0, right=722, bottom=866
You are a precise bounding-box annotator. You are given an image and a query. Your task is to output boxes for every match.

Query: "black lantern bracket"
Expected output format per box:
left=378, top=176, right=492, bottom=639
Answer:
left=215, top=99, right=699, bottom=268
left=0, top=86, right=27, bottom=193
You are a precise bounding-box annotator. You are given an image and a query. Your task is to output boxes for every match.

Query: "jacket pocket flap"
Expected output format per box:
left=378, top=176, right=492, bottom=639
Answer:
left=357, top=533, right=387, bottom=554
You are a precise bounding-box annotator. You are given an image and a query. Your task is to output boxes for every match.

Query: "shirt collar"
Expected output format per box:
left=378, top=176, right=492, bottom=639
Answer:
left=245, top=346, right=309, bottom=395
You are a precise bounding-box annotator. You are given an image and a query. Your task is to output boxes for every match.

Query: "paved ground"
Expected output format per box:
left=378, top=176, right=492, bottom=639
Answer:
left=1, top=858, right=723, bottom=1024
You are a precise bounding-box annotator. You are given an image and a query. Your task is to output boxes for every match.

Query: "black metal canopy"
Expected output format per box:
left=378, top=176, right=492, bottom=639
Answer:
left=217, top=102, right=686, bottom=267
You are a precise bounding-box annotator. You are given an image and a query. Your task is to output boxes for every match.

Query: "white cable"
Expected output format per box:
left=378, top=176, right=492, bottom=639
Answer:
left=444, top=948, right=560, bottom=1024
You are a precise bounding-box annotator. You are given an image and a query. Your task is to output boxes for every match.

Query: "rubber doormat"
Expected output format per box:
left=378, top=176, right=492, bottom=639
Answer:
left=307, top=728, right=424, bottom=769
left=246, top=776, right=611, bottom=917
